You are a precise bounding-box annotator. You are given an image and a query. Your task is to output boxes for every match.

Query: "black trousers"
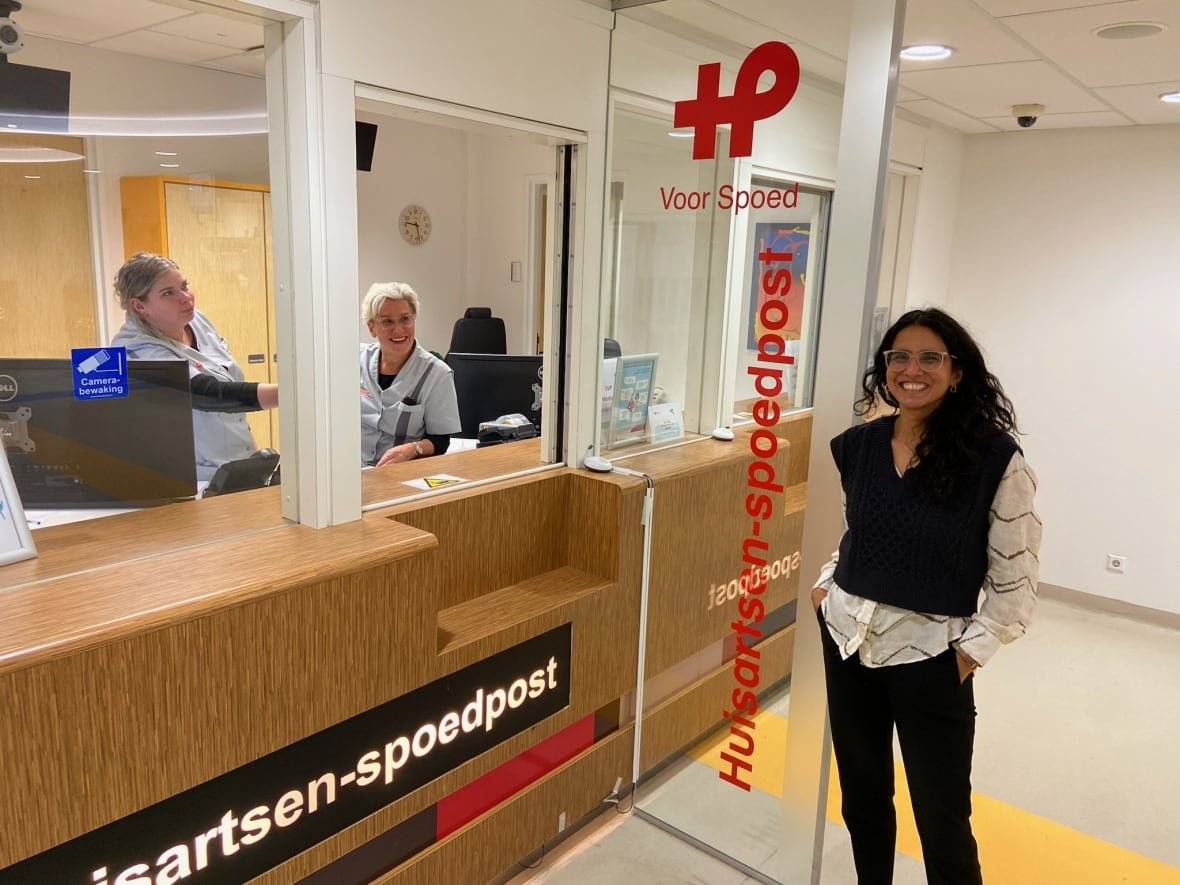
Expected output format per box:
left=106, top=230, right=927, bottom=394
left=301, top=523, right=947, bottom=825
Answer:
left=818, top=611, right=982, bottom=885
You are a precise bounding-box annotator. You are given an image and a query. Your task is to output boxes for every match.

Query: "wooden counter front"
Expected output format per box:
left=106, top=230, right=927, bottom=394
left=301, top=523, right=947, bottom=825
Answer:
left=0, top=449, right=648, bottom=885
left=0, top=418, right=814, bottom=883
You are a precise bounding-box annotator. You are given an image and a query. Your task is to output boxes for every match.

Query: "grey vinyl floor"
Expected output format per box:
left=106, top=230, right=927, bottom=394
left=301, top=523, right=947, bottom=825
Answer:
left=503, top=598, right=1180, bottom=885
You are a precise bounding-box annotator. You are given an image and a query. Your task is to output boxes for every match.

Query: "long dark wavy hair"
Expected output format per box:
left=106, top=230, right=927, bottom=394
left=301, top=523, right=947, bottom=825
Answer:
left=857, top=308, right=1018, bottom=501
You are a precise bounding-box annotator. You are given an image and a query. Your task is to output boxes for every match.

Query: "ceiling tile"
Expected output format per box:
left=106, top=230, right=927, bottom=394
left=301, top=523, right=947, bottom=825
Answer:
left=897, top=86, right=925, bottom=102
left=1094, top=81, right=1180, bottom=123
left=13, top=0, right=189, bottom=44
left=199, top=51, right=266, bottom=79
left=901, top=0, right=1039, bottom=69
left=91, top=30, right=235, bottom=65
left=980, top=110, right=1132, bottom=129
left=975, top=0, right=1130, bottom=14
left=791, top=43, right=849, bottom=85
left=1001, top=0, right=1180, bottom=87
left=896, top=99, right=1002, bottom=133
left=151, top=13, right=264, bottom=52
left=901, top=60, right=1108, bottom=117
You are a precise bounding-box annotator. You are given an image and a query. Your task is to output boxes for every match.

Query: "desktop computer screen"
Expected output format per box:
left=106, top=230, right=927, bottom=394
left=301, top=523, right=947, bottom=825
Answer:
left=445, top=353, right=543, bottom=439
left=0, top=358, right=197, bottom=508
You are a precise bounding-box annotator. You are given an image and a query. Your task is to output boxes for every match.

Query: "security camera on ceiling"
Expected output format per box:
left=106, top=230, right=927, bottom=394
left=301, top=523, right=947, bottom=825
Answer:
left=0, top=0, right=21, bottom=55
left=1012, top=103, right=1044, bottom=129
left=0, top=16, right=24, bottom=54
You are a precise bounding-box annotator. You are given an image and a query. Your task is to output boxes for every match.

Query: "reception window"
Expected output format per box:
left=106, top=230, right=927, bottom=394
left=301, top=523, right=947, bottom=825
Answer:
left=0, top=0, right=280, bottom=524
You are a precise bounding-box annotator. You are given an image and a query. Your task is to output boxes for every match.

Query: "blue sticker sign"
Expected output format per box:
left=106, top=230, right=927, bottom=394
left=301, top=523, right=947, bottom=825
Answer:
left=71, top=346, right=129, bottom=400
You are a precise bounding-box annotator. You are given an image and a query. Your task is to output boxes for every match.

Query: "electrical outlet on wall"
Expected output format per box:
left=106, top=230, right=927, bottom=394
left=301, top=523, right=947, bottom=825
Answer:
left=1107, top=554, right=1127, bottom=573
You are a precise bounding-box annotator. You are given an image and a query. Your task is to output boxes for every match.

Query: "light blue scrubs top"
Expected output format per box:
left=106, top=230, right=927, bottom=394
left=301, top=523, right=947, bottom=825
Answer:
left=113, top=310, right=256, bottom=482
left=359, top=341, right=460, bottom=466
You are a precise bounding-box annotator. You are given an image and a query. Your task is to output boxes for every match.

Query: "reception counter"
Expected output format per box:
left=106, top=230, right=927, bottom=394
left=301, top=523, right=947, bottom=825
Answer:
left=0, top=411, right=811, bottom=884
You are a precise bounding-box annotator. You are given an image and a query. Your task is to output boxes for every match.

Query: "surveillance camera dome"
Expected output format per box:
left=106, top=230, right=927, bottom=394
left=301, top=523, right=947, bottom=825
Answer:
left=1011, top=103, right=1044, bottom=130
left=0, top=16, right=23, bottom=54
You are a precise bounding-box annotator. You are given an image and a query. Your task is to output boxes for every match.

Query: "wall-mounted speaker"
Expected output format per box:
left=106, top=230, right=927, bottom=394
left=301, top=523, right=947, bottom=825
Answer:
left=356, top=121, right=378, bottom=172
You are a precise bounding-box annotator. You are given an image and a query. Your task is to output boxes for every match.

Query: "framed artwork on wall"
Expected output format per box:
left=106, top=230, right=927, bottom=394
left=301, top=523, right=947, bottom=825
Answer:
left=747, top=222, right=810, bottom=351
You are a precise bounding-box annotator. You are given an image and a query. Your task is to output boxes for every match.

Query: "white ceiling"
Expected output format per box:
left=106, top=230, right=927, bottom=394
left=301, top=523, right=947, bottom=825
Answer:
left=9, top=0, right=266, bottom=78
left=8, top=0, right=1180, bottom=132
left=625, top=0, right=1180, bottom=132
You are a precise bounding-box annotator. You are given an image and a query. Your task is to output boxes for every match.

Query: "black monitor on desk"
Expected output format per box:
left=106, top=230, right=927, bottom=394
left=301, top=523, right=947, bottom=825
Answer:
left=445, top=353, right=543, bottom=439
left=0, top=358, right=197, bottom=508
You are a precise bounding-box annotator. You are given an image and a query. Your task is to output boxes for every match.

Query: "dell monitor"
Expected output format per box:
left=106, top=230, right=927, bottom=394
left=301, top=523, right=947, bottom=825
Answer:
left=445, top=353, right=543, bottom=439
left=0, top=359, right=197, bottom=508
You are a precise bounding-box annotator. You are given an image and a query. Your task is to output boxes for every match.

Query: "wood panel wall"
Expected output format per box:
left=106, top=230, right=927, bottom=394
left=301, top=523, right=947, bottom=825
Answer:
left=0, top=133, right=97, bottom=357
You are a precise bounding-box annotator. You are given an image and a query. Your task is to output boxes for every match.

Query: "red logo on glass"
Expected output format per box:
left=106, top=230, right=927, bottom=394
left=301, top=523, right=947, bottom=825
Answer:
left=673, top=41, right=801, bottom=160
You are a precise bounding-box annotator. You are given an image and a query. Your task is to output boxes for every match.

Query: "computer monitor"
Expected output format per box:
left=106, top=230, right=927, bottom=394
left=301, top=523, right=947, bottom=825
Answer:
left=445, top=353, right=543, bottom=439
left=0, top=359, right=197, bottom=508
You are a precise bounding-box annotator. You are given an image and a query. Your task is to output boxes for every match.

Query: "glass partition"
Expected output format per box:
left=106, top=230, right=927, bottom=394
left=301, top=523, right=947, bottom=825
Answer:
left=351, top=92, right=581, bottom=509
left=729, top=175, right=832, bottom=421
left=597, top=105, right=734, bottom=455
left=602, top=2, right=848, bottom=881
left=0, top=0, right=279, bottom=523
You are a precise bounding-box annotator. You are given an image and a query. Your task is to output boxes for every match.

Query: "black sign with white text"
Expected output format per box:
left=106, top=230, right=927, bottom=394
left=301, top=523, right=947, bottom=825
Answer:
left=0, top=624, right=572, bottom=885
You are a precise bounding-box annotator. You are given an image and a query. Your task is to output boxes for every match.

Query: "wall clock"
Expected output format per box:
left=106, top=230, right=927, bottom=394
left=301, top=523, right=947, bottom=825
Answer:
left=398, top=204, right=432, bottom=245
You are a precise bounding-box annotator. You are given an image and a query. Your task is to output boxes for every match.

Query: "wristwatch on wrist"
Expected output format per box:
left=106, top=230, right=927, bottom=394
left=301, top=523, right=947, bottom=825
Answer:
left=413, top=440, right=425, bottom=458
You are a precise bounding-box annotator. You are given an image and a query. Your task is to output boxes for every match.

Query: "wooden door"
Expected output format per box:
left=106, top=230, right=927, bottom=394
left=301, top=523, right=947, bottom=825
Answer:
left=0, top=133, right=97, bottom=357
left=164, top=182, right=273, bottom=449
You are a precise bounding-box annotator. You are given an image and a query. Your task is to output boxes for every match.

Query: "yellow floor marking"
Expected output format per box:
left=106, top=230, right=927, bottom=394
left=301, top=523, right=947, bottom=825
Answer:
left=690, top=710, right=1180, bottom=884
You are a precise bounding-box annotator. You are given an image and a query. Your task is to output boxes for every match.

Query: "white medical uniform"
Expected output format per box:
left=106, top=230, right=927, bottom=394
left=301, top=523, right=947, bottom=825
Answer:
left=113, top=310, right=257, bottom=482
left=360, top=341, right=460, bottom=466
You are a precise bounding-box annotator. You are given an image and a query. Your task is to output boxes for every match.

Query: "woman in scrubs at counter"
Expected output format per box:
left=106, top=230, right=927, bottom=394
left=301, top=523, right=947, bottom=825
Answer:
left=359, top=282, right=460, bottom=467
left=111, top=252, right=278, bottom=482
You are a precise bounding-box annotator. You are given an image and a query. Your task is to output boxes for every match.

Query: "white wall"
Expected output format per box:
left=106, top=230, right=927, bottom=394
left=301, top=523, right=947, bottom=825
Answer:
left=944, top=124, right=1180, bottom=615
left=354, top=113, right=554, bottom=355
left=465, top=133, right=557, bottom=352
left=905, top=122, right=963, bottom=310
left=355, top=114, right=467, bottom=355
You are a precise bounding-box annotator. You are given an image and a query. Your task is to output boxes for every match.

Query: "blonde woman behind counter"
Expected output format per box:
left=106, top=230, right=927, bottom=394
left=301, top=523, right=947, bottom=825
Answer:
left=360, top=282, right=460, bottom=467
left=111, top=252, right=279, bottom=481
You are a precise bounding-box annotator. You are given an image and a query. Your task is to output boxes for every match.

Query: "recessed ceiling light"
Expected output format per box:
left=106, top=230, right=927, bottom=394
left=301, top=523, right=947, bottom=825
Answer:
left=1160, top=91, right=1180, bottom=104
left=154, top=150, right=178, bottom=156
left=667, top=128, right=694, bottom=138
left=159, top=163, right=181, bottom=168
left=0, top=147, right=84, bottom=164
left=900, top=44, right=954, bottom=61
left=1094, top=22, right=1166, bottom=40
left=24, top=175, right=41, bottom=180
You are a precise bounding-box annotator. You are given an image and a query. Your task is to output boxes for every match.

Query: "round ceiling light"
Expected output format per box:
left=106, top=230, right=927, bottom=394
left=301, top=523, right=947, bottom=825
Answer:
left=0, top=146, right=84, bottom=164
left=900, top=44, right=954, bottom=61
left=1093, top=22, right=1166, bottom=40
left=1160, top=91, right=1180, bottom=103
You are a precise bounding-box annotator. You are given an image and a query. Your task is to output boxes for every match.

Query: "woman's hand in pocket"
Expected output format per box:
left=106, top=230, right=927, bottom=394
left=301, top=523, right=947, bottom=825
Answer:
left=810, top=586, right=828, bottom=613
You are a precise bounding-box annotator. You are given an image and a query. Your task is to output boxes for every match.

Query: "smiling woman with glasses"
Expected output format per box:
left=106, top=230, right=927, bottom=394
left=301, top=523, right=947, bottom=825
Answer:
left=359, top=282, right=460, bottom=467
left=807, top=307, right=1042, bottom=885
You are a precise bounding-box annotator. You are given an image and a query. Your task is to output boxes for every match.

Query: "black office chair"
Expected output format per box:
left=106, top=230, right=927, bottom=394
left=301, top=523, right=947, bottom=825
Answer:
left=603, top=337, right=622, bottom=358
left=449, top=307, right=507, bottom=355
